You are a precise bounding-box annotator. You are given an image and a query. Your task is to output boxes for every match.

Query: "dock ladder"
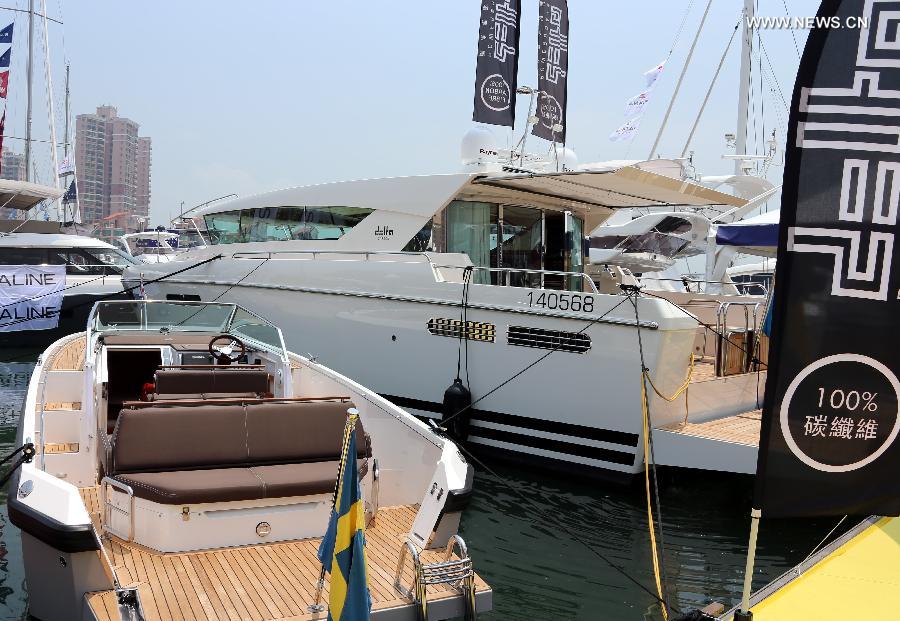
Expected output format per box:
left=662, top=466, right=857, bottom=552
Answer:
left=394, top=534, right=477, bottom=621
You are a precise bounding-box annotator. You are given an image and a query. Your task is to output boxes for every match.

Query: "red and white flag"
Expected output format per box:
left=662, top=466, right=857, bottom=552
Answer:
left=643, top=59, right=665, bottom=89
left=0, top=71, right=8, bottom=98
left=623, top=90, right=652, bottom=119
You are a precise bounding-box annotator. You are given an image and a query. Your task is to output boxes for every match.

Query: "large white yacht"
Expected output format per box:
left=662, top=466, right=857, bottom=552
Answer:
left=10, top=299, right=488, bottom=620
left=124, top=162, right=770, bottom=478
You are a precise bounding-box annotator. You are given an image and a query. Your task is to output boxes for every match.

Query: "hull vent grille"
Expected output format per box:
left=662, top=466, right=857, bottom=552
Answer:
left=427, top=318, right=496, bottom=343
left=507, top=326, right=591, bottom=353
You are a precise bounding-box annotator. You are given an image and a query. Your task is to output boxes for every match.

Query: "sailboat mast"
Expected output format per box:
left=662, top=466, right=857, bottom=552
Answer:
left=63, top=63, right=69, bottom=158
left=24, top=0, right=33, bottom=181
left=734, top=0, right=754, bottom=175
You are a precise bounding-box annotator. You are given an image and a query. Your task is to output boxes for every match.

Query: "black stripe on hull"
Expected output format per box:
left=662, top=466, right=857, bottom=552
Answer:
left=379, top=393, right=639, bottom=468
left=379, top=393, right=639, bottom=447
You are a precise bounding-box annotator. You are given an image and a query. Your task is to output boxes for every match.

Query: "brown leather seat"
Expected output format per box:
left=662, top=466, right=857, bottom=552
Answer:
left=153, top=367, right=270, bottom=398
left=112, top=461, right=364, bottom=504
left=109, top=401, right=368, bottom=504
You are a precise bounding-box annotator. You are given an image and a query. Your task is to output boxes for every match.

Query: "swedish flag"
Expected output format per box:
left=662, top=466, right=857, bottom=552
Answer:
left=317, top=415, right=371, bottom=620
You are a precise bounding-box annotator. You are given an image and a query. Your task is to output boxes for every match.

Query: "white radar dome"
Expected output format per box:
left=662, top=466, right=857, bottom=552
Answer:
left=461, top=126, right=499, bottom=166
left=558, top=147, right=578, bottom=171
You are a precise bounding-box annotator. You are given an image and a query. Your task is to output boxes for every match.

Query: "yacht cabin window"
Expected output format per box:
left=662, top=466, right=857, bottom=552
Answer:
left=0, top=246, right=138, bottom=275
left=204, top=206, right=374, bottom=244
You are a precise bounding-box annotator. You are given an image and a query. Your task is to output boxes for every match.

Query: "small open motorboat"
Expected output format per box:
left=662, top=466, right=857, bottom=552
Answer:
left=8, top=300, right=490, bottom=620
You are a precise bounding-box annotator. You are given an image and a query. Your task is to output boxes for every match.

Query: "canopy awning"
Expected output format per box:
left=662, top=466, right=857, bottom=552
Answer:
left=715, top=209, right=779, bottom=248
left=0, top=179, right=64, bottom=211
left=472, top=166, right=747, bottom=211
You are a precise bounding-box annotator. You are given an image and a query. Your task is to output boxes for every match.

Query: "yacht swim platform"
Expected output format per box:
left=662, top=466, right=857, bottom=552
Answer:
left=80, top=487, right=490, bottom=621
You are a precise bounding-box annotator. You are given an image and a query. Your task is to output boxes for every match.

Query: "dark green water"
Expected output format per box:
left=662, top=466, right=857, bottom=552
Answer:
left=0, top=355, right=846, bottom=620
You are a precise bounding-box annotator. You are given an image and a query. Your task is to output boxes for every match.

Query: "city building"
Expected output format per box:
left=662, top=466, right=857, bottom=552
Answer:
left=0, top=148, right=26, bottom=181
left=75, top=105, right=151, bottom=226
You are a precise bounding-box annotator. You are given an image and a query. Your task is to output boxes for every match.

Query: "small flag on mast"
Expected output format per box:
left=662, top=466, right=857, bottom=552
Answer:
left=0, top=71, right=8, bottom=99
left=0, top=23, right=13, bottom=44
left=0, top=48, right=10, bottom=69
left=317, top=414, right=371, bottom=621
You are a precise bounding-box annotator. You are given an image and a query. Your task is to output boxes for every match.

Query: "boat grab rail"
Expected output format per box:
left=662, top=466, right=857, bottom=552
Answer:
left=230, top=249, right=435, bottom=263
left=101, top=476, right=135, bottom=542
left=715, top=301, right=762, bottom=376
left=436, top=264, right=599, bottom=294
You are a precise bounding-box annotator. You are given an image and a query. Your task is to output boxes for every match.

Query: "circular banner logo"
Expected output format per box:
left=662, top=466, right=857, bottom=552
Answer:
left=538, top=94, right=562, bottom=130
left=480, top=74, right=512, bottom=112
left=780, top=354, right=900, bottom=472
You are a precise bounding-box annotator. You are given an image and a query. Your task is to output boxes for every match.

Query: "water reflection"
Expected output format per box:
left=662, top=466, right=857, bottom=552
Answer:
left=459, top=463, right=847, bottom=620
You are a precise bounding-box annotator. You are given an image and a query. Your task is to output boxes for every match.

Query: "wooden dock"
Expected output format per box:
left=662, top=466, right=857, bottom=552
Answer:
left=80, top=488, right=489, bottom=620
left=659, top=409, right=761, bottom=447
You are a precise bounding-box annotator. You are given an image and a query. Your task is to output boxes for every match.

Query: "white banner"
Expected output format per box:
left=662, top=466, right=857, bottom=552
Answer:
left=0, top=265, right=66, bottom=332
left=609, top=117, right=641, bottom=142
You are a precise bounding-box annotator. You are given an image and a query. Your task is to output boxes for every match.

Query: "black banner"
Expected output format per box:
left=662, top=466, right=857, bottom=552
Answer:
left=532, top=0, right=568, bottom=142
left=755, top=0, right=900, bottom=518
left=472, top=0, right=521, bottom=127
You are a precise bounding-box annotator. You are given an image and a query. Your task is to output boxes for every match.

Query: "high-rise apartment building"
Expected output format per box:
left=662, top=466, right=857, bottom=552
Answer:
left=0, top=149, right=26, bottom=181
left=75, top=106, right=151, bottom=224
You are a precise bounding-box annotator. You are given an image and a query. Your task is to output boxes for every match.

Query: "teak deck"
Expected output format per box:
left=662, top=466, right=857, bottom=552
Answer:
left=660, top=409, right=761, bottom=447
left=80, top=488, right=489, bottom=620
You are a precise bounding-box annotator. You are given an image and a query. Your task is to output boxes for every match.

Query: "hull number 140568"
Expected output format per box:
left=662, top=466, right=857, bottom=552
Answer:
left=526, top=291, right=594, bottom=313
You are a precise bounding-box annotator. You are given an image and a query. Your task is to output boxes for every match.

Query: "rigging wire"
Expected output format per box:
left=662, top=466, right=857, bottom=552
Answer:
left=782, top=0, right=802, bottom=60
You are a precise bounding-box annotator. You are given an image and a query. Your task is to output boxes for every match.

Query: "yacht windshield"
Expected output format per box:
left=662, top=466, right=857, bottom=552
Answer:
left=89, top=301, right=286, bottom=354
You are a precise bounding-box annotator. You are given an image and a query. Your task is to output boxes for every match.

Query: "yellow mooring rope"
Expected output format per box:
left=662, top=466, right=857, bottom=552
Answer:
left=644, top=353, right=696, bottom=426
left=640, top=377, right=669, bottom=621
left=639, top=355, right=695, bottom=621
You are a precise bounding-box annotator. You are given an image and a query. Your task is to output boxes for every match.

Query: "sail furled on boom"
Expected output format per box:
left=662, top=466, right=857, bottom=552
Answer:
left=472, top=0, right=521, bottom=128
left=532, top=0, right=568, bottom=142
left=754, top=0, right=900, bottom=518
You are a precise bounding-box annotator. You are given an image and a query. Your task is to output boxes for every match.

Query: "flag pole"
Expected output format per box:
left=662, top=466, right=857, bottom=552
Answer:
left=734, top=507, right=762, bottom=621
left=309, top=408, right=359, bottom=615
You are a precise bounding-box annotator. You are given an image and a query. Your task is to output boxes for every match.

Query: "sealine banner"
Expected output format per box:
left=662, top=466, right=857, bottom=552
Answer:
left=533, top=0, right=568, bottom=142
left=755, top=0, right=900, bottom=517
left=472, top=0, right=521, bottom=127
left=0, top=265, right=65, bottom=332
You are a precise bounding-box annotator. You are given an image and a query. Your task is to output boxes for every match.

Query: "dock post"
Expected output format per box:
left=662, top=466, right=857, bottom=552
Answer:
left=734, top=507, right=762, bottom=620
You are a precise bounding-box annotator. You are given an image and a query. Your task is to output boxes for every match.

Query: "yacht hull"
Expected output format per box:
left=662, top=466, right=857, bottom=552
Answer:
left=134, top=254, right=698, bottom=476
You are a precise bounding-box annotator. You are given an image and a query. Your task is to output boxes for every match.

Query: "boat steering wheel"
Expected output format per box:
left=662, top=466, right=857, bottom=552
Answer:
left=209, top=335, right=246, bottom=365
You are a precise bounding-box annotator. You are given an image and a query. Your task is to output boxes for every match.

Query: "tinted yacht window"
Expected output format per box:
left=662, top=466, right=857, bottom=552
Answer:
left=0, top=248, right=48, bottom=264
left=205, top=206, right=373, bottom=244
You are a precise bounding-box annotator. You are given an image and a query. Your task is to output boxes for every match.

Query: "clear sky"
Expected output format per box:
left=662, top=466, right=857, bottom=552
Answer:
left=3, top=0, right=820, bottom=225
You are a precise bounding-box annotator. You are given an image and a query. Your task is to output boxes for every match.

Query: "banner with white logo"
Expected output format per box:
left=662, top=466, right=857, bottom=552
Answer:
left=0, top=265, right=65, bottom=331
left=472, top=0, right=521, bottom=127
left=754, top=0, right=900, bottom=518
left=533, top=0, right=568, bottom=142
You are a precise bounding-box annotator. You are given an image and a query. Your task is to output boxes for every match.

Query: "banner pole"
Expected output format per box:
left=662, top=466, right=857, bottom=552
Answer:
left=735, top=507, right=762, bottom=620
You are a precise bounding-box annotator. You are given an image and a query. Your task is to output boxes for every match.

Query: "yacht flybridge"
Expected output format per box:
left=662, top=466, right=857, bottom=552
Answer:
left=9, top=300, right=488, bottom=620
left=127, top=165, right=769, bottom=477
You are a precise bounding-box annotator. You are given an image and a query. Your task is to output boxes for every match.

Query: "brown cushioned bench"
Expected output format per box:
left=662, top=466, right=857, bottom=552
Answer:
left=108, top=401, right=369, bottom=504
left=153, top=367, right=271, bottom=400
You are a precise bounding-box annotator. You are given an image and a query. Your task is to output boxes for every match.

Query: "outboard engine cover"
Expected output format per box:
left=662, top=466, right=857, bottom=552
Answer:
left=442, top=378, right=472, bottom=441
